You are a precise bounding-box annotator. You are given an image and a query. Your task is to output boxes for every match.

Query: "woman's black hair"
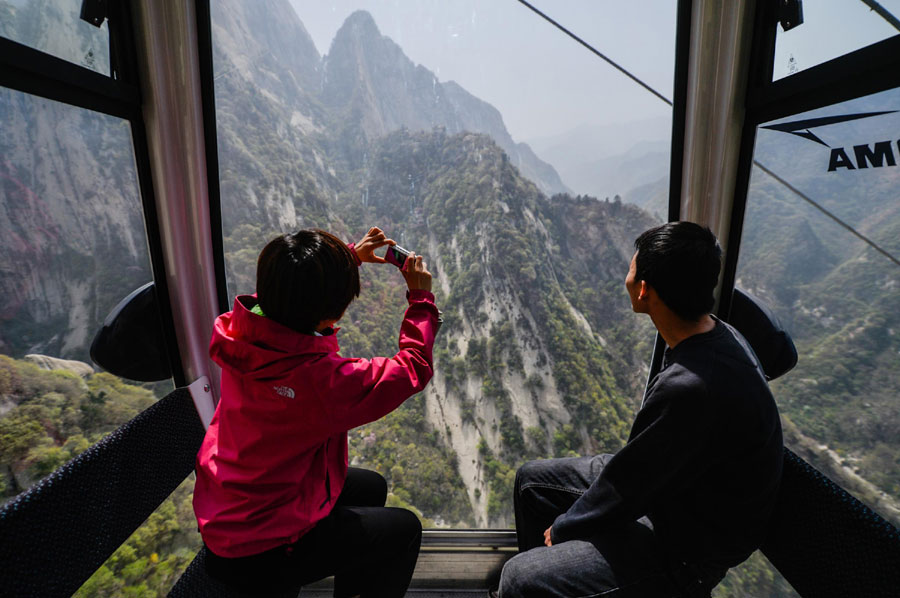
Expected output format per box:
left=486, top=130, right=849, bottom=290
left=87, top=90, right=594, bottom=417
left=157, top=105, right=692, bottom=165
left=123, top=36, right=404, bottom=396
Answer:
left=256, top=229, right=360, bottom=333
left=634, top=222, right=721, bottom=321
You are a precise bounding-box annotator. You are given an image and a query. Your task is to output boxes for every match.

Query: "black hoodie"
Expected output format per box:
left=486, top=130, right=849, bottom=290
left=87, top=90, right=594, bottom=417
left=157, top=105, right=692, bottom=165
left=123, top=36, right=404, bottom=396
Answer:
left=551, top=318, right=783, bottom=571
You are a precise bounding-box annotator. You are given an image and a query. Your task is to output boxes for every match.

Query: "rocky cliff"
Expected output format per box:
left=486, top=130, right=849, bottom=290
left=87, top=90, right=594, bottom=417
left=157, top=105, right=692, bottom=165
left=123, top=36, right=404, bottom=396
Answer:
left=335, top=129, right=655, bottom=524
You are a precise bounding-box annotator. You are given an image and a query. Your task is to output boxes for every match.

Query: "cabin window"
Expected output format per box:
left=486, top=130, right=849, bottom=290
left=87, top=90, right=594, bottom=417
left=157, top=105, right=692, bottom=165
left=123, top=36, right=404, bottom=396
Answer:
left=773, top=1, right=900, bottom=80
left=736, top=86, right=900, bottom=526
left=0, top=86, right=175, bottom=503
left=0, top=0, right=111, bottom=75
left=212, top=0, right=675, bottom=528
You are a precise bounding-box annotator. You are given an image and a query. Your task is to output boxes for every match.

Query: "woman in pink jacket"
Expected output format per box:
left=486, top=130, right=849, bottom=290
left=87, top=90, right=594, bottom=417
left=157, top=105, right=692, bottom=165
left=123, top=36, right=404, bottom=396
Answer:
left=193, top=227, right=440, bottom=596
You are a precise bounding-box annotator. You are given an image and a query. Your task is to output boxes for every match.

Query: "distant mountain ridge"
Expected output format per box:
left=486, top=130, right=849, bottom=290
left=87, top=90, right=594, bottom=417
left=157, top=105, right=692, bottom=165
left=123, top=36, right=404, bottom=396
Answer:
left=325, top=10, right=569, bottom=195
left=211, top=3, right=567, bottom=197
left=528, top=116, right=670, bottom=200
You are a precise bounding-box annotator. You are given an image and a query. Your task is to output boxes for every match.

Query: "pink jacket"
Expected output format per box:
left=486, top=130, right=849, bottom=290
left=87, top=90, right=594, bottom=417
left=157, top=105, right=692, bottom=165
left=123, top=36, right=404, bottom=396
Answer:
left=193, top=289, right=439, bottom=557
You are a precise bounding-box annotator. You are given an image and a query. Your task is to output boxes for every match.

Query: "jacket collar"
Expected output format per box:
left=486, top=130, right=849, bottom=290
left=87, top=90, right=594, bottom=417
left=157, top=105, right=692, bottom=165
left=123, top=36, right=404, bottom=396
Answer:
left=230, top=295, right=339, bottom=355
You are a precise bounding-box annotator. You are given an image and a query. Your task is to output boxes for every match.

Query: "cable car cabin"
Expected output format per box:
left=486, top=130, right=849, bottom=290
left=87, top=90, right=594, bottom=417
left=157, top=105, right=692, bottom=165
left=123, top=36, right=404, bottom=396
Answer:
left=1, top=0, right=899, bottom=596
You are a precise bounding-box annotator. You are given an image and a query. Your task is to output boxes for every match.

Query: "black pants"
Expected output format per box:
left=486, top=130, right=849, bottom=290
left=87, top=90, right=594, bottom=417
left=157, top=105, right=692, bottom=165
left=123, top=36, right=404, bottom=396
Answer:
left=506, top=456, right=725, bottom=598
left=205, top=468, right=422, bottom=597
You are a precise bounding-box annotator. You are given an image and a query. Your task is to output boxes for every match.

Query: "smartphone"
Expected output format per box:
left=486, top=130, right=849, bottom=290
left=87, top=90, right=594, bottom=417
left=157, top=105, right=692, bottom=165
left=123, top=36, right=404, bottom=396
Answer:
left=385, top=245, right=411, bottom=269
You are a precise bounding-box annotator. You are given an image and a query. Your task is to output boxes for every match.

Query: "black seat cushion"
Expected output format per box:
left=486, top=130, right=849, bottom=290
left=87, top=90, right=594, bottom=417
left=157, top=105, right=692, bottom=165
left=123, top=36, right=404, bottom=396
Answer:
left=761, top=448, right=900, bottom=597
left=0, top=387, right=205, bottom=597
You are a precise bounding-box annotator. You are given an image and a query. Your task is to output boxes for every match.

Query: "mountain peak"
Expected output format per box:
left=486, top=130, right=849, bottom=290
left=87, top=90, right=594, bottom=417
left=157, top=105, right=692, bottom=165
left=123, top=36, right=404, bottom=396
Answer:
left=344, top=9, right=378, bottom=27
left=332, top=10, right=382, bottom=45
left=325, top=9, right=401, bottom=82
left=320, top=9, right=567, bottom=194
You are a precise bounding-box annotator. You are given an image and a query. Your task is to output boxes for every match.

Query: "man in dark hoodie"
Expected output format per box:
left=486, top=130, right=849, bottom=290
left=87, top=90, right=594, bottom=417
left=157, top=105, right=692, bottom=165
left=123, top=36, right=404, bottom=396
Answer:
left=499, top=222, right=783, bottom=597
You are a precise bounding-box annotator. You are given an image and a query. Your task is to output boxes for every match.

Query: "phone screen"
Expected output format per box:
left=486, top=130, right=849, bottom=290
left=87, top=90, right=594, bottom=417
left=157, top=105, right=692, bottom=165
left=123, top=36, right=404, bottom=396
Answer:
left=386, top=245, right=410, bottom=268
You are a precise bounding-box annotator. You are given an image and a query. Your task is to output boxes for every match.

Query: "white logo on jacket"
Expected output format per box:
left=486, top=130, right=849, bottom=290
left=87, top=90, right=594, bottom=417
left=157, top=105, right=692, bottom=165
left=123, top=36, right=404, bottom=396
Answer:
left=273, top=385, right=295, bottom=399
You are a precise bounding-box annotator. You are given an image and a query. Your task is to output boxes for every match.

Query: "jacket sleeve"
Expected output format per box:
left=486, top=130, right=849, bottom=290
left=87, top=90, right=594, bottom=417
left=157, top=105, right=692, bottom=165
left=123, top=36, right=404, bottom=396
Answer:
left=551, top=369, right=718, bottom=544
left=312, top=289, right=440, bottom=434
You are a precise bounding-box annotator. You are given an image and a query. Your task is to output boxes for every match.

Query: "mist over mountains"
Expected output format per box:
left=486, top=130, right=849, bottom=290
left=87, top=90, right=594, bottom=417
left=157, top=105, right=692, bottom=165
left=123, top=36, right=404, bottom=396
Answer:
left=527, top=116, right=670, bottom=204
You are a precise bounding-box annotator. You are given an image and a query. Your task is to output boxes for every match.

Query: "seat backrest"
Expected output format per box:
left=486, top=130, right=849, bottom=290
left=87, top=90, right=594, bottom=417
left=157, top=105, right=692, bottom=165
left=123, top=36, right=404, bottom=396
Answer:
left=727, top=288, right=900, bottom=596
left=727, top=287, right=797, bottom=380
left=761, top=448, right=900, bottom=596
left=0, top=387, right=205, bottom=597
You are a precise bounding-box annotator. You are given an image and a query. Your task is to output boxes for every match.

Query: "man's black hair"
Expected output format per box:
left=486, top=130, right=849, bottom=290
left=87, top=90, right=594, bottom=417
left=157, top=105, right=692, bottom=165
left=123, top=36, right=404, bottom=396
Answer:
left=634, top=221, right=721, bottom=321
left=256, top=229, right=360, bottom=334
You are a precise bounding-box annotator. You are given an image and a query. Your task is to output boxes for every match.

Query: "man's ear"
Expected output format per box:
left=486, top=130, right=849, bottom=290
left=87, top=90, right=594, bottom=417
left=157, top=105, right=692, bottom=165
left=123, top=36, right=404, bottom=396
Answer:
left=638, top=280, right=650, bottom=301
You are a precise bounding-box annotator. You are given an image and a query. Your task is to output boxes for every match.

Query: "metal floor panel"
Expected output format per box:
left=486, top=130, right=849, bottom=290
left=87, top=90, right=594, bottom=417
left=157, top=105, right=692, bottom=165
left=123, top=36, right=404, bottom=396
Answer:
left=299, top=530, right=515, bottom=595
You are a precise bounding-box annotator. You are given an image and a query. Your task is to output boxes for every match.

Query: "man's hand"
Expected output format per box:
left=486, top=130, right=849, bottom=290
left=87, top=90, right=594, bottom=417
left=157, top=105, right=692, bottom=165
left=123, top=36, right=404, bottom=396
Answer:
left=402, top=252, right=432, bottom=292
left=354, top=227, right=395, bottom=264
left=543, top=526, right=553, bottom=547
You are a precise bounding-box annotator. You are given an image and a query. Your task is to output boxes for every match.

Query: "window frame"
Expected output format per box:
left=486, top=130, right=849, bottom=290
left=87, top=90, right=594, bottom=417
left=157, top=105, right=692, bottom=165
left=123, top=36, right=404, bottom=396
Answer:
left=719, top=5, right=900, bottom=318
left=0, top=1, right=235, bottom=387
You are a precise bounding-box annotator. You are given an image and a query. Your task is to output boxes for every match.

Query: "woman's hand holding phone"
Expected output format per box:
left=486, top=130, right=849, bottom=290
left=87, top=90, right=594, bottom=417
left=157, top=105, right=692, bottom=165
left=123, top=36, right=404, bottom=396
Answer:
left=402, top=252, right=432, bottom=292
left=354, top=227, right=395, bottom=264
left=355, top=227, right=430, bottom=291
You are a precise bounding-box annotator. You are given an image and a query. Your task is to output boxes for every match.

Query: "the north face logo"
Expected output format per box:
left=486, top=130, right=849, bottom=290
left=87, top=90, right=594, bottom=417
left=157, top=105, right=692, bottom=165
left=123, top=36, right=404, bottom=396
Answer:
left=274, top=386, right=295, bottom=399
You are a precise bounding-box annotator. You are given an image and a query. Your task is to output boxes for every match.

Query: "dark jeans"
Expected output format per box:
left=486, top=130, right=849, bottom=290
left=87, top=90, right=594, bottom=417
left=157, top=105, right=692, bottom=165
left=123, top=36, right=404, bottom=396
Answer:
left=205, top=468, right=422, bottom=597
left=501, top=456, right=724, bottom=598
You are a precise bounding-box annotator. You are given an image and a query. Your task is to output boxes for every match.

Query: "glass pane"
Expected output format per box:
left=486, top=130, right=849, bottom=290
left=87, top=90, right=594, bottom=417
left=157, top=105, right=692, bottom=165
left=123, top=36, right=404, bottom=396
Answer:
left=73, top=476, right=200, bottom=597
left=738, top=87, right=900, bottom=528
left=0, top=0, right=110, bottom=75
left=214, top=0, right=672, bottom=529
left=0, top=87, right=174, bottom=498
left=774, top=1, right=900, bottom=80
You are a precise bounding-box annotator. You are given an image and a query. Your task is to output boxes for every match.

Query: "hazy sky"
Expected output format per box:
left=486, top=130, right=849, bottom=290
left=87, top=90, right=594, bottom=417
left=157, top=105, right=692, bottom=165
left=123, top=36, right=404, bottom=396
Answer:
left=288, top=1, right=900, bottom=144
left=289, top=0, right=677, bottom=143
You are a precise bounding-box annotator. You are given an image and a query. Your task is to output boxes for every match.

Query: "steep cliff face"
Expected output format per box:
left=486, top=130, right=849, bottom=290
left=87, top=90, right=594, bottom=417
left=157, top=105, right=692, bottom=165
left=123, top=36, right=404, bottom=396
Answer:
left=0, top=88, right=150, bottom=359
left=213, top=0, right=321, bottom=97
left=320, top=10, right=568, bottom=196
left=338, top=129, right=653, bottom=524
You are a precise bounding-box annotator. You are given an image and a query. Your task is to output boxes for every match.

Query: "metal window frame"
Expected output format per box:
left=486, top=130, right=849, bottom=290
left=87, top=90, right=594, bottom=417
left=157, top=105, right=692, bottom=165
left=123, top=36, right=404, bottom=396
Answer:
left=718, top=6, right=900, bottom=319
left=127, top=0, right=224, bottom=423
left=0, top=37, right=135, bottom=118
left=195, top=0, right=229, bottom=316
left=0, top=6, right=188, bottom=386
left=646, top=0, right=696, bottom=397
left=649, top=0, right=900, bottom=397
